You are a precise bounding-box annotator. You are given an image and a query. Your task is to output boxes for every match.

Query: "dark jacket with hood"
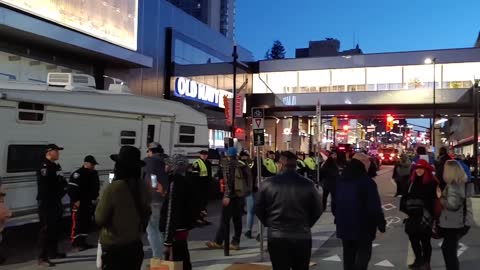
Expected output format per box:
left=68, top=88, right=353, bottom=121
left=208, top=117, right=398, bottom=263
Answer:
left=159, top=173, right=196, bottom=246
left=335, top=159, right=386, bottom=241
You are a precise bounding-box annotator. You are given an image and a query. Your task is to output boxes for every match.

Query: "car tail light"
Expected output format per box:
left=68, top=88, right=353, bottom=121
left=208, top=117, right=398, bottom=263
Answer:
left=379, top=153, right=384, bottom=157
left=390, top=153, right=395, bottom=157
left=381, top=157, right=385, bottom=160
left=389, top=157, right=393, bottom=160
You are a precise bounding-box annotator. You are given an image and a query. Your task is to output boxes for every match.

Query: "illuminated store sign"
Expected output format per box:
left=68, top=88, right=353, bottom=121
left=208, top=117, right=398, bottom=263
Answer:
left=0, top=0, right=138, bottom=50
left=174, top=77, right=232, bottom=108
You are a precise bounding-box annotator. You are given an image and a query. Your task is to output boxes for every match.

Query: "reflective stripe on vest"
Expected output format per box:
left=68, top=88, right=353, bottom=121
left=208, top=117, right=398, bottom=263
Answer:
left=304, top=157, right=316, bottom=170
left=194, top=159, right=208, bottom=177
left=263, top=158, right=277, bottom=174
left=297, top=160, right=306, bottom=170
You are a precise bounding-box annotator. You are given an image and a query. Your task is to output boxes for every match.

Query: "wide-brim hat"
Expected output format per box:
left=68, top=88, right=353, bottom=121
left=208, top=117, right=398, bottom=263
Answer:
left=110, top=146, right=146, bottom=167
left=414, top=159, right=433, bottom=171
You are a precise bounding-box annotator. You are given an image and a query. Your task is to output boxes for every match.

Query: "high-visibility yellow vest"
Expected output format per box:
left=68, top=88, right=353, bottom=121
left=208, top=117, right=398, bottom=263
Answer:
left=304, top=157, right=316, bottom=171
left=194, top=159, right=208, bottom=177
left=297, top=159, right=306, bottom=170
left=263, top=158, right=277, bottom=174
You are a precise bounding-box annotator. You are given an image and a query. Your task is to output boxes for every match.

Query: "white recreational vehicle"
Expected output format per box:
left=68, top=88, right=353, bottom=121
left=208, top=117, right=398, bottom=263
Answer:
left=0, top=73, right=209, bottom=217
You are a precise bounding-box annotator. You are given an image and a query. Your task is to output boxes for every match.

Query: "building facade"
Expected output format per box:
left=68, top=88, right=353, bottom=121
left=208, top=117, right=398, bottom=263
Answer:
left=166, top=0, right=235, bottom=40
left=0, top=0, right=252, bottom=149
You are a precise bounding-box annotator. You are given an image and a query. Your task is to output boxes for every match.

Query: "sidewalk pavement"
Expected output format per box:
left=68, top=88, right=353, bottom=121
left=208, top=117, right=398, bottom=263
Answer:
left=0, top=209, right=336, bottom=270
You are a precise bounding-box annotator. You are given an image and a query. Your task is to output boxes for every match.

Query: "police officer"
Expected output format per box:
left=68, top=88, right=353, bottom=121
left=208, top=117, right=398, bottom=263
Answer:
left=192, top=150, right=213, bottom=225
left=304, top=152, right=317, bottom=180
left=37, top=144, right=67, bottom=267
left=296, top=152, right=307, bottom=177
left=68, top=155, right=100, bottom=251
left=262, top=151, right=277, bottom=177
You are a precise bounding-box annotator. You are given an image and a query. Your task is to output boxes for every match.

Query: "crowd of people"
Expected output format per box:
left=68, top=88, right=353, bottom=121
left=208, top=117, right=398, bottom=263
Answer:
left=0, top=141, right=469, bottom=270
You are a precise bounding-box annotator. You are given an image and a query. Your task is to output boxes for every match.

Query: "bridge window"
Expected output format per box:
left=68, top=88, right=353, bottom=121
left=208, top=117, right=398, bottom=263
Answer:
left=17, top=102, right=45, bottom=123
left=7, top=144, right=46, bottom=173
left=179, top=125, right=195, bottom=144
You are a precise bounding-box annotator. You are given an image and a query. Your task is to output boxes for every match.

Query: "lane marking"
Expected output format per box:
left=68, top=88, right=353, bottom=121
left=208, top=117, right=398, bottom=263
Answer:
left=322, top=255, right=342, bottom=262
left=375, top=260, right=395, bottom=267
left=382, top=203, right=397, bottom=211
left=385, top=216, right=401, bottom=228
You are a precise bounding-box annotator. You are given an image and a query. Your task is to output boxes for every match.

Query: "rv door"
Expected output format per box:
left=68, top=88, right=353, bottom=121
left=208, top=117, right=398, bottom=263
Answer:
left=141, top=118, right=161, bottom=155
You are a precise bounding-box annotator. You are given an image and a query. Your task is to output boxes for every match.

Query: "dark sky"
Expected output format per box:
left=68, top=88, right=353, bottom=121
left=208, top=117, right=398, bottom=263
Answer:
left=236, top=0, right=480, bottom=60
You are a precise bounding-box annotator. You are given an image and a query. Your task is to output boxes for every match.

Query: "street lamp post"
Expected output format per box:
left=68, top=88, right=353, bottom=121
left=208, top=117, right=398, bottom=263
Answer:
left=425, top=57, right=437, bottom=149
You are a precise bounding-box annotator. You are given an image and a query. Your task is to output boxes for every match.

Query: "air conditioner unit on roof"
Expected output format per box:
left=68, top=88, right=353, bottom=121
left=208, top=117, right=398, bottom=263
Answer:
left=47, top=73, right=96, bottom=89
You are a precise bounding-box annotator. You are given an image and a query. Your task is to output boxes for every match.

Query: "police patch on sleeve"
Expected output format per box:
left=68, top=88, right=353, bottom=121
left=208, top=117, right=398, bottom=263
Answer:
left=40, top=168, right=47, bottom=176
left=73, top=172, right=80, bottom=179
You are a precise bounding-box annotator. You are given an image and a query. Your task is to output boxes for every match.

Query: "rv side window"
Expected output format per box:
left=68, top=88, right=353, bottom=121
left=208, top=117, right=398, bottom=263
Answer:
left=120, top=130, right=136, bottom=145
left=7, top=145, right=46, bottom=173
left=17, top=102, right=45, bottom=122
left=147, top=125, right=155, bottom=145
left=179, top=125, right=195, bottom=144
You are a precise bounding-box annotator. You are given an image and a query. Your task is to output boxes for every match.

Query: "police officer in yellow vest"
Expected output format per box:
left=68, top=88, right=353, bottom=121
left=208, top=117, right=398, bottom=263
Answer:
left=192, top=150, right=213, bottom=225
left=304, top=152, right=317, bottom=180
left=262, top=151, right=277, bottom=177
left=296, top=152, right=307, bottom=177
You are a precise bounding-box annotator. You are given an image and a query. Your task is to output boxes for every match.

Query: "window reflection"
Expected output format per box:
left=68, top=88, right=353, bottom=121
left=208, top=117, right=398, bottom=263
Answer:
left=174, top=39, right=224, bottom=65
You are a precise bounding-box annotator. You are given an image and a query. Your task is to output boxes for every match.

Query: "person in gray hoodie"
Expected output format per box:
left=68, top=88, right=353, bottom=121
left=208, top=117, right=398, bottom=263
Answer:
left=439, top=160, right=473, bottom=270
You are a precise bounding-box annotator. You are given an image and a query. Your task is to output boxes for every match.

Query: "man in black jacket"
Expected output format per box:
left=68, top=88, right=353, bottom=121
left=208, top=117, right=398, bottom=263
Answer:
left=256, top=151, right=323, bottom=270
left=68, top=155, right=100, bottom=250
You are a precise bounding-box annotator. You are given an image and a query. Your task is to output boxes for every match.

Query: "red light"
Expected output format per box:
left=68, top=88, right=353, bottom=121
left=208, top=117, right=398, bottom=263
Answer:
left=379, top=153, right=384, bottom=157
left=390, top=153, right=395, bottom=157
left=339, top=147, right=345, bottom=150
left=387, top=115, right=394, bottom=122
left=343, top=125, right=349, bottom=131
left=389, top=157, right=393, bottom=160
left=381, top=157, right=385, bottom=160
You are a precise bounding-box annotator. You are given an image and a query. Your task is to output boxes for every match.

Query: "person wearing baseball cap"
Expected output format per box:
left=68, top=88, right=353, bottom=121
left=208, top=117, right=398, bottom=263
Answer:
left=96, top=146, right=150, bottom=270
left=143, top=142, right=169, bottom=259
left=192, top=149, right=213, bottom=226
left=37, top=144, right=67, bottom=266
left=206, top=147, right=252, bottom=250
left=67, top=155, right=100, bottom=251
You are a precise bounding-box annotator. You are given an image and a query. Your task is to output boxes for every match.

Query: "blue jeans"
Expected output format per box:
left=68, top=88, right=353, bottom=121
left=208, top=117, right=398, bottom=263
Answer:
left=146, top=203, right=164, bottom=258
left=246, top=194, right=255, bottom=231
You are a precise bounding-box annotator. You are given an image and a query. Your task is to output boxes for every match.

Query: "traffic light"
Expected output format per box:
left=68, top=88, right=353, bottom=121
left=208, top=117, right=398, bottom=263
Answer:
left=386, top=114, right=394, bottom=132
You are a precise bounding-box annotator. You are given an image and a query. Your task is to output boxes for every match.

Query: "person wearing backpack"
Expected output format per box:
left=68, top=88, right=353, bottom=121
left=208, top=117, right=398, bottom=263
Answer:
left=206, top=147, right=252, bottom=250
left=439, top=160, right=473, bottom=270
left=393, top=154, right=412, bottom=197
left=159, top=155, right=195, bottom=270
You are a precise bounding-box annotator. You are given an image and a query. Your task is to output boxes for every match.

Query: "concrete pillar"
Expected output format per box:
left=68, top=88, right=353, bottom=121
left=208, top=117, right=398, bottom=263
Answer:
left=291, top=116, right=300, bottom=152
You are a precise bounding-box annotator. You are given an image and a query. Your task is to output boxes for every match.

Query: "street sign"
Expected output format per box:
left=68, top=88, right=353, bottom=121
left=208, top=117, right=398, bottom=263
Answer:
left=253, top=129, right=265, bottom=146
left=252, top=108, right=264, bottom=118
left=254, top=118, right=264, bottom=129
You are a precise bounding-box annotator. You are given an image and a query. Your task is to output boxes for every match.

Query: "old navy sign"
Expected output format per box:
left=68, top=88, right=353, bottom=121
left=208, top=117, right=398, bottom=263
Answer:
left=174, top=77, right=233, bottom=108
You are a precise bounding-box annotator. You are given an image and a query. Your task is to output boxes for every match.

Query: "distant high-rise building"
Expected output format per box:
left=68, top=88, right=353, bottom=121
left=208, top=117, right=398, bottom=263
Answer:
left=475, top=32, right=480, bottom=48
left=167, top=0, right=234, bottom=40
left=296, top=38, right=363, bottom=58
